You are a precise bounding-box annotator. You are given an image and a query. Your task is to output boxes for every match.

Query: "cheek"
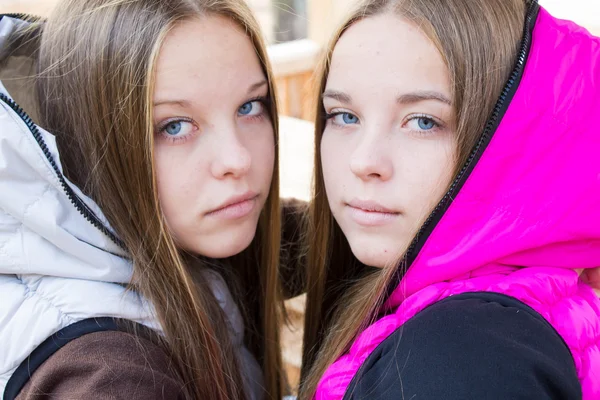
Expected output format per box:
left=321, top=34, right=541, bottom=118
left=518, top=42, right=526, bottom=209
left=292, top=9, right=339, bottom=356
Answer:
left=236, top=121, right=276, bottom=190
left=249, top=124, right=275, bottom=177
left=405, top=140, right=456, bottom=218
left=320, top=132, right=346, bottom=192
left=154, top=146, right=175, bottom=206
left=153, top=144, right=202, bottom=236
left=265, top=134, right=276, bottom=173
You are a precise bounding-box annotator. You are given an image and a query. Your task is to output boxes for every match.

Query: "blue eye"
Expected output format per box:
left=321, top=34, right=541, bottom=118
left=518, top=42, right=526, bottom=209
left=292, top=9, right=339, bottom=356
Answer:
left=157, top=119, right=196, bottom=142
left=329, top=112, right=359, bottom=126
left=406, top=116, right=439, bottom=132
left=417, top=117, right=435, bottom=130
left=165, top=121, right=183, bottom=136
left=342, top=113, right=358, bottom=124
left=238, top=100, right=264, bottom=116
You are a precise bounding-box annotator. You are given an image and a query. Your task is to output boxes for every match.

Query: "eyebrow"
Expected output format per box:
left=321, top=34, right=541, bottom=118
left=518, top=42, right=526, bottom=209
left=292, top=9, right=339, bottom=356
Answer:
left=321, top=89, right=452, bottom=106
left=322, top=90, right=352, bottom=104
left=153, top=80, right=269, bottom=107
left=153, top=99, right=191, bottom=108
left=396, top=91, right=452, bottom=105
left=247, top=80, right=268, bottom=94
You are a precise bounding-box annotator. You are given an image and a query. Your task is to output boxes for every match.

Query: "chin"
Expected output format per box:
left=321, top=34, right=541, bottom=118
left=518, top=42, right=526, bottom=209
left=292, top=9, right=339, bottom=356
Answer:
left=185, top=226, right=258, bottom=259
left=204, top=242, right=251, bottom=259
left=352, top=251, right=389, bottom=269
left=347, top=235, right=405, bottom=269
left=210, top=234, right=255, bottom=259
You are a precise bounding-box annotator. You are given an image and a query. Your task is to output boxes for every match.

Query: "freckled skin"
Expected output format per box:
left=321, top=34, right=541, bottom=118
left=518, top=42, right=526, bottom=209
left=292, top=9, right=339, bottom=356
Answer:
left=153, top=17, right=275, bottom=259
left=321, top=14, right=457, bottom=268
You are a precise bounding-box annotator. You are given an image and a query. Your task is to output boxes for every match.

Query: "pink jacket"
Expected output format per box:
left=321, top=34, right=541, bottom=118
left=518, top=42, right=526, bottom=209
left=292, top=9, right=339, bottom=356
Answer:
left=315, top=4, right=600, bottom=399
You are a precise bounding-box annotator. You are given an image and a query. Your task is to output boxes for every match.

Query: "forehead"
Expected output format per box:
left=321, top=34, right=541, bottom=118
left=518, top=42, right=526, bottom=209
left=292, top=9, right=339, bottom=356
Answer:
left=154, top=15, right=265, bottom=101
left=327, top=13, right=449, bottom=96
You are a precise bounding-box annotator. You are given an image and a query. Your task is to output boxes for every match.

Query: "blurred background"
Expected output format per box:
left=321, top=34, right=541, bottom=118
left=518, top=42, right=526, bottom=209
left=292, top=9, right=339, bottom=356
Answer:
left=1, top=0, right=599, bottom=393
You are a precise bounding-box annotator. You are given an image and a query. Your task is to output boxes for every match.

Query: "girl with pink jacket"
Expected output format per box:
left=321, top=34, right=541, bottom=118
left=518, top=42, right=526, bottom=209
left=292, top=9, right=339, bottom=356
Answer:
left=300, top=0, right=600, bottom=398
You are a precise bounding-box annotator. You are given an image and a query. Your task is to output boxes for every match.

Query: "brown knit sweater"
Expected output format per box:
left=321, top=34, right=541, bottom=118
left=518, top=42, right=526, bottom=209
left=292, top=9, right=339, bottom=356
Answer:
left=16, top=331, right=185, bottom=400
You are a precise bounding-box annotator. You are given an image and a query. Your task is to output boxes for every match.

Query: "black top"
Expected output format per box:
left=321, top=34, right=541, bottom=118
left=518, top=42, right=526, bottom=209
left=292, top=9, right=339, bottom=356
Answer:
left=345, top=292, right=581, bottom=400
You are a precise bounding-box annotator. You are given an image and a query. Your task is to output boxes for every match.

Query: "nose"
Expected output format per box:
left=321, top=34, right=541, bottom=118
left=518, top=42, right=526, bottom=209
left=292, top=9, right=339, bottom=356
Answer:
left=210, top=126, right=252, bottom=179
left=349, top=134, right=393, bottom=181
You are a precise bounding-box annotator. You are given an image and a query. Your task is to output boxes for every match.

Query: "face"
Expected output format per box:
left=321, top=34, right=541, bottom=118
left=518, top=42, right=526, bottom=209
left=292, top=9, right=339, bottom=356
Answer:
left=153, top=16, right=274, bottom=259
left=321, top=13, right=457, bottom=268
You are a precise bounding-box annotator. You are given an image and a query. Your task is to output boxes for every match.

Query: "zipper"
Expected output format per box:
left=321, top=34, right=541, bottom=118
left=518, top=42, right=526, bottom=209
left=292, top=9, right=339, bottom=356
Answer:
left=388, top=0, right=541, bottom=293
left=342, top=1, right=541, bottom=398
left=0, top=13, right=42, bottom=22
left=0, top=93, right=126, bottom=251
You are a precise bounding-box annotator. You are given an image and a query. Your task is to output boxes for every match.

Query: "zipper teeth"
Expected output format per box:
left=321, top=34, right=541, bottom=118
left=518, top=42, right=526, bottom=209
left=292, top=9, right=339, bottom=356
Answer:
left=1, top=13, right=42, bottom=21
left=0, top=93, right=126, bottom=251
left=402, top=2, right=536, bottom=269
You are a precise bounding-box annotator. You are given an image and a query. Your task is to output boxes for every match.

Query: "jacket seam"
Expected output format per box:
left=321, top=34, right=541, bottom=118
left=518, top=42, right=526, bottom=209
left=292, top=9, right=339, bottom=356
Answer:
left=1, top=276, right=76, bottom=381
left=0, top=222, right=21, bottom=267
left=21, top=183, right=52, bottom=221
left=15, top=275, right=76, bottom=326
left=517, top=290, right=597, bottom=353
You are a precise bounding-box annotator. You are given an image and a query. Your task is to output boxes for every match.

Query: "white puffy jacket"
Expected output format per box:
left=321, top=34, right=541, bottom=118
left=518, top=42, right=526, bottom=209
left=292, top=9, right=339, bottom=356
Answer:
left=0, top=15, right=156, bottom=395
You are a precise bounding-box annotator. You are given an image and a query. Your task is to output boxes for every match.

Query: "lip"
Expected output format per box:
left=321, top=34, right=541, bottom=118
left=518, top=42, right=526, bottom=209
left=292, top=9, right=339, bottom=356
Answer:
left=206, top=192, right=259, bottom=220
left=347, top=199, right=398, bottom=214
left=346, top=199, right=400, bottom=227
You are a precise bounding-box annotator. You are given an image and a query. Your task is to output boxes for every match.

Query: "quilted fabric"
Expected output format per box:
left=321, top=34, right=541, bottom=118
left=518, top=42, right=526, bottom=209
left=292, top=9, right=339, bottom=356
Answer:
left=0, top=16, right=155, bottom=394
left=315, top=6, right=600, bottom=399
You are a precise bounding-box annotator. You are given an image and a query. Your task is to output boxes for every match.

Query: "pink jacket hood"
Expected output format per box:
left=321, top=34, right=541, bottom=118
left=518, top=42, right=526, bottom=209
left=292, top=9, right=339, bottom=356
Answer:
left=315, top=3, right=600, bottom=399
left=387, top=4, right=600, bottom=308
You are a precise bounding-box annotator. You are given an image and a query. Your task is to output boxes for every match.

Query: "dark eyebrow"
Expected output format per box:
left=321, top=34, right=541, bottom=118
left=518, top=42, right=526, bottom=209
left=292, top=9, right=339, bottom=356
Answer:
left=322, top=90, right=352, bottom=104
left=153, top=80, right=268, bottom=108
left=397, top=91, right=452, bottom=105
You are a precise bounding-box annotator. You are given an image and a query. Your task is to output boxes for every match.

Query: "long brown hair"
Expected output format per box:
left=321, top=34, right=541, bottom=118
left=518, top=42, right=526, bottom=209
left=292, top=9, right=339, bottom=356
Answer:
left=35, top=1, right=284, bottom=398
left=300, top=0, right=529, bottom=397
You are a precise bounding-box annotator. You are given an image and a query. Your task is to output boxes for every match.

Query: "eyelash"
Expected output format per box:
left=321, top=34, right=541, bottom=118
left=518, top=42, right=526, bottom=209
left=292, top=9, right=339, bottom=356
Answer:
left=156, top=117, right=197, bottom=144
left=405, top=114, right=444, bottom=135
left=155, top=96, right=271, bottom=144
left=242, top=96, right=271, bottom=121
left=323, top=111, right=444, bottom=135
left=324, top=111, right=358, bottom=127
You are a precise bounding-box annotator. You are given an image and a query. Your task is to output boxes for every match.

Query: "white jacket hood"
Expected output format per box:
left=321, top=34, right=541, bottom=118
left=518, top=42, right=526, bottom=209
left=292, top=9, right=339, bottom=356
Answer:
left=0, top=15, right=155, bottom=394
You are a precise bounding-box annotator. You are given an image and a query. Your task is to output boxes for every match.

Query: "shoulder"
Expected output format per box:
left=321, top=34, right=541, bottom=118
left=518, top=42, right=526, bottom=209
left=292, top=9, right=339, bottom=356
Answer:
left=348, top=292, right=581, bottom=400
left=15, top=330, right=185, bottom=400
